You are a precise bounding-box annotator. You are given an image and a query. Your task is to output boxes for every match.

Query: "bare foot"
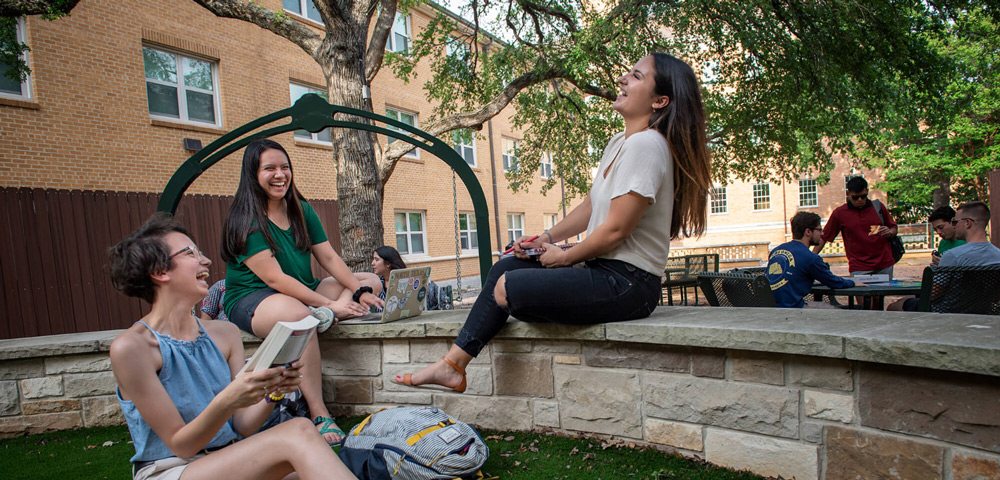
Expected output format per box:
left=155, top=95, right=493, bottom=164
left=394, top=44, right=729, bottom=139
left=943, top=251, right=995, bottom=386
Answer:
left=392, top=357, right=466, bottom=391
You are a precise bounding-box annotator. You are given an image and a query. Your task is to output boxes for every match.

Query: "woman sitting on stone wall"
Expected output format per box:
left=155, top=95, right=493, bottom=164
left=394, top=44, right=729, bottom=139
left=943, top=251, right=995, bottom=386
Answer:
left=394, top=53, right=712, bottom=393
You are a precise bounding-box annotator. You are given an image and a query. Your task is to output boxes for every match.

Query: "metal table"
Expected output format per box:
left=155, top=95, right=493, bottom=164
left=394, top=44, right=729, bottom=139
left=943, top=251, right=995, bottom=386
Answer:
left=810, top=282, right=922, bottom=310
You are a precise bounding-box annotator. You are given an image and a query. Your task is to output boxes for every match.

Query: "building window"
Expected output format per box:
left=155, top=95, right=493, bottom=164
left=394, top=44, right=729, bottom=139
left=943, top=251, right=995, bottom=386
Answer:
left=385, top=107, right=419, bottom=158
left=143, top=46, right=220, bottom=126
left=540, top=152, right=554, bottom=179
left=0, top=17, right=31, bottom=100
left=507, top=214, right=524, bottom=244
left=283, top=0, right=322, bottom=23
left=544, top=213, right=558, bottom=231
left=290, top=83, right=331, bottom=143
left=752, top=183, right=771, bottom=211
left=453, top=129, right=476, bottom=166
left=709, top=186, right=727, bottom=214
left=386, top=13, right=410, bottom=53
left=798, top=178, right=818, bottom=207
left=394, top=211, right=425, bottom=255
left=502, top=138, right=519, bottom=173
left=458, top=212, right=478, bottom=251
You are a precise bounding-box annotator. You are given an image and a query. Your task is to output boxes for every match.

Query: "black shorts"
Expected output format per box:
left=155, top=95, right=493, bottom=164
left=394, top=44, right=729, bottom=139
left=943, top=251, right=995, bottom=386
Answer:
left=229, top=287, right=281, bottom=334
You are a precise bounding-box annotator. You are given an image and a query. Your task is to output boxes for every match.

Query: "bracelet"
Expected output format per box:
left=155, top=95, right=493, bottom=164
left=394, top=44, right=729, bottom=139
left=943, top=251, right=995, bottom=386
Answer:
left=352, top=286, right=373, bottom=303
left=542, top=230, right=553, bottom=243
left=266, top=392, right=285, bottom=403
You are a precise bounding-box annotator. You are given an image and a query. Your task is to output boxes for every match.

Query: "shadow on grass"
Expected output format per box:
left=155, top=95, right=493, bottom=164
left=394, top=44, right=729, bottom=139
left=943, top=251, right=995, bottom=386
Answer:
left=1, top=420, right=769, bottom=480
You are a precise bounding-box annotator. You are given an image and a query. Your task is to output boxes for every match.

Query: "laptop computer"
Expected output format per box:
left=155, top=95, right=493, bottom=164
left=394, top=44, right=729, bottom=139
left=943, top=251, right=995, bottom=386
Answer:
left=340, top=266, right=431, bottom=324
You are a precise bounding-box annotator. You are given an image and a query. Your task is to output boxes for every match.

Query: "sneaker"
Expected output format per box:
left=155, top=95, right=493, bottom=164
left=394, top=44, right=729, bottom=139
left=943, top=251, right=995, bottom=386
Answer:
left=309, top=306, right=336, bottom=333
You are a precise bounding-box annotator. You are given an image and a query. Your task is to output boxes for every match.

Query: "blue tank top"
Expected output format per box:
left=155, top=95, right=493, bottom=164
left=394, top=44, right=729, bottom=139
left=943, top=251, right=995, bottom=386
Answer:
left=118, top=319, right=239, bottom=463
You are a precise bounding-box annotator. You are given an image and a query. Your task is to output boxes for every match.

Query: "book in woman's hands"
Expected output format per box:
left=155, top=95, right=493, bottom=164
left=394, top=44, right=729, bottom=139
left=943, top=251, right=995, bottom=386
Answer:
left=239, top=315, right=319, bottom=375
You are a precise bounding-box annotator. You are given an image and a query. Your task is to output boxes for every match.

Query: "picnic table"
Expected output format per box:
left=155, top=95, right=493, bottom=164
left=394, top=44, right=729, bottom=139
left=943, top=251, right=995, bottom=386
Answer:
left=810, top=281, right=922, bottom=310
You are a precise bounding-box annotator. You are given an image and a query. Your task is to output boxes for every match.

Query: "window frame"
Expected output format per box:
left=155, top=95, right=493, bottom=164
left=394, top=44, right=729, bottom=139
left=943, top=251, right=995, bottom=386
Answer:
left=502, top=138, right=520, bottom=173
left=798, top=178, right=819, bottom=208
left=506, top=213, right=525, bottom=245
left=385, top=107, right=420, bottom=159
left=289, top=82, right=331, bottom=144
left=752, top=183, right=771, bottom=211
left=283, top=0, right=323, bottom=24
left=0, top=17, right=31, bottom=100
left=452, top=129, right=476, bottom=167
left=709, top=185, right=728, bottom=215
left=458, top=212, right=478, bottom=252
left=142, top=45, right=221, bottom=127
left=544, top=213, right=558, bottom=231
left=394, top=210, right=427, bottom=256
left=386, top=13, right=411, bottom=53
left=540, top=151, right=554, bottom=179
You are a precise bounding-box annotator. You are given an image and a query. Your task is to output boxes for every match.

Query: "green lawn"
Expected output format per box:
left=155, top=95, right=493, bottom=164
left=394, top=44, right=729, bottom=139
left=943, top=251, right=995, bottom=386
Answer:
left=0, top=421, right=767, bottom=480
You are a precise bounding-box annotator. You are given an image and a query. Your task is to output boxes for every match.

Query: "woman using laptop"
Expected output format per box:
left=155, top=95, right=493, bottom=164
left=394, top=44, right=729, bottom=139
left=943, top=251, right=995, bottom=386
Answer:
left=394, top=53, right=711, bottom=393
left=109, top=214, right=356, bottom=480
left=371, top=245, right=450, bottom=312
left=221, top=138, right=383, bottom=442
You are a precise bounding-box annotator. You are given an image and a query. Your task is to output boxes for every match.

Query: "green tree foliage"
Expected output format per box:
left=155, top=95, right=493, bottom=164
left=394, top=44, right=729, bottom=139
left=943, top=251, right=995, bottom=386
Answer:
left=867, top=5, right=999, bottom=223
left=392, top=0, right=987, bottom=199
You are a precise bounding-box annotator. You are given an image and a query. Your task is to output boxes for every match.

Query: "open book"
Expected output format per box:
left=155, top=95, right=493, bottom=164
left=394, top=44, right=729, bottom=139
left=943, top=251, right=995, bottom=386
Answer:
left=239, top=315, right=319, bottom=375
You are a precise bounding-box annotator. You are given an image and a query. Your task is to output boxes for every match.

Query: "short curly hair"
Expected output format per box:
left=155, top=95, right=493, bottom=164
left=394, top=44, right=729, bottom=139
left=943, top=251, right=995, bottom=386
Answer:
left=108, top=213, right=190, bottom=304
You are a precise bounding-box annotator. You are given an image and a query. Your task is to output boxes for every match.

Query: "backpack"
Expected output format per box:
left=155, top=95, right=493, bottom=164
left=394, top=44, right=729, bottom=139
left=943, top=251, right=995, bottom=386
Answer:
left=338, top=406, right=489, bottom=480
left=872, top=199, right=905, bottom=263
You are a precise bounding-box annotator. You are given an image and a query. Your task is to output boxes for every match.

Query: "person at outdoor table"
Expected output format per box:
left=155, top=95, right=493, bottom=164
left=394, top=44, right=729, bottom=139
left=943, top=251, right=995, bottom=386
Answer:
left=928, top=206, right=965, bottom=266
left=888, top=201, right=1000, bottom=311
left=108, top=214, right=356, bottom=480
left=391, top=53, right=711, bottom=392
left=221, top=138, right=383, bottom=442
left=767, top=212, right=865, bottom=309
left=812, top=177, right=898, bottom=278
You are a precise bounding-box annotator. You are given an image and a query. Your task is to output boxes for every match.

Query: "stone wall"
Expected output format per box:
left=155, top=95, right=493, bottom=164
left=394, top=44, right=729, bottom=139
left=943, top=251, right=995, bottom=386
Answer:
left=2, top=309, right=999, bottom=480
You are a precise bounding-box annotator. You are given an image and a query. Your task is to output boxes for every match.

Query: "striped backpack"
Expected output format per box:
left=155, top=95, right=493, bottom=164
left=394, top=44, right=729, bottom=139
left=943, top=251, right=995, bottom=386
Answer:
left=338, top=406, right=489, bottom=480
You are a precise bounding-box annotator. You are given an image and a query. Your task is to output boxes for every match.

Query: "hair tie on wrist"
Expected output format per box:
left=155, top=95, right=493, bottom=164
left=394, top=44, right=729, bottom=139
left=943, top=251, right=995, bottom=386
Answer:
left=352, top=286, right=373, bottom=303
left=542, top=230, right=553, bottom=243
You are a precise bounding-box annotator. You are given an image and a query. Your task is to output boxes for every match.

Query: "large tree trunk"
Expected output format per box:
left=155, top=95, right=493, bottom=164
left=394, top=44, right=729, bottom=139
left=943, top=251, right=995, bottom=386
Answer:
left=931, top=172, right=950, bottom=210
left=322, top=10, right=383, bottom=271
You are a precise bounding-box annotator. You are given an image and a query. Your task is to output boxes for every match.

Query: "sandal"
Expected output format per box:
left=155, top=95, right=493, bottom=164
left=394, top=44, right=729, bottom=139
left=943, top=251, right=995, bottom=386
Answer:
left=396, top=356, right=467, bottom=393
left=313, top=416, right=345, bottom=443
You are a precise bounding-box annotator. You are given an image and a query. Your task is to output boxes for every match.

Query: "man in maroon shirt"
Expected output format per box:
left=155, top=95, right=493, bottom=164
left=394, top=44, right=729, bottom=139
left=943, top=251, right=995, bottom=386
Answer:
left=812, top=177, right=898, bottom=277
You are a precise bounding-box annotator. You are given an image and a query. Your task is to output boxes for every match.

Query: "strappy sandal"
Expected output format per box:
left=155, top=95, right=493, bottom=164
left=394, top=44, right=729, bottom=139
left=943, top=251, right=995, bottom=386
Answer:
left=313, top=416, right=345, bottom=443
left=397, top=356, right=467, bottom=393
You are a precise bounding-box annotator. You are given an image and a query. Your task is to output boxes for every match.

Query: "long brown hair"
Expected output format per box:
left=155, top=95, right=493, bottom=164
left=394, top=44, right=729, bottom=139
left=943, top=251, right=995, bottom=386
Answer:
left=647, top=53, right=711, bottom=239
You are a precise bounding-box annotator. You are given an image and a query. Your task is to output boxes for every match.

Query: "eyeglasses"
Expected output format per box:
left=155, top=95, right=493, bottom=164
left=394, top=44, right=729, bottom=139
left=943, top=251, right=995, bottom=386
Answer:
left=950, top=217, right=976, bottom=226
left=849, top=194, right=868, bottom=201
left=169, top=244, right=205, bottom=262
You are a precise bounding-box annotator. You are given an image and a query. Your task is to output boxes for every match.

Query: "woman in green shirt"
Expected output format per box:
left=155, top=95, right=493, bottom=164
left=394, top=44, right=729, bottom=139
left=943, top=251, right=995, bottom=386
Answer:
left=221, top=139, right=383, bottom=443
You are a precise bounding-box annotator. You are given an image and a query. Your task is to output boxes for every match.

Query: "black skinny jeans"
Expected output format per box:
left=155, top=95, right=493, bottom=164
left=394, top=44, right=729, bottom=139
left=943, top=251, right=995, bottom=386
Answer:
left=455, top=256, right=661, bottom=357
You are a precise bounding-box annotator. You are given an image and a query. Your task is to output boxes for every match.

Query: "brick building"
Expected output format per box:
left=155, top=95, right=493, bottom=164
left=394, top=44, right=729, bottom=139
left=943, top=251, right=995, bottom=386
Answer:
left=0, top=0, right=578, bottom=286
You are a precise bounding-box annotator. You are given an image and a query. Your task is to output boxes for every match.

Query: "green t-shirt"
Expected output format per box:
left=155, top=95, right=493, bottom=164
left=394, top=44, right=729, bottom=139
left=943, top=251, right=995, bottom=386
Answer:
left=937, top=238, right=966, bottom=255
left=223, top=201, right=328, bottom=317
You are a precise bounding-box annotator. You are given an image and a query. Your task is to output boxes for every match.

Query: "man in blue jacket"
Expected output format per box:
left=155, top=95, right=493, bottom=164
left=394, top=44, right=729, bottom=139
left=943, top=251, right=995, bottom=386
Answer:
left=767, top=212, right=864, bottom=308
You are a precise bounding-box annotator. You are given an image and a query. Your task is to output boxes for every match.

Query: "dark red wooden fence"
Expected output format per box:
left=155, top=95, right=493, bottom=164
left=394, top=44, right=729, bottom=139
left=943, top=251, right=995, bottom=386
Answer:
left=0, top=188, right=339, bottom=339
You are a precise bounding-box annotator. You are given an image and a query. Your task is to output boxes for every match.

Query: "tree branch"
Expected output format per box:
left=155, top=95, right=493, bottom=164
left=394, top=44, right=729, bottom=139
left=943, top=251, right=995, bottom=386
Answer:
left=517, top=0, right=577, bottom=33
left=0, top=0, right=79, bottom=17
left=364, top=0, right=395, bottom=83
left=189, top=0, right=321, bottom=58
left=378, top=67, right=561, bottom=183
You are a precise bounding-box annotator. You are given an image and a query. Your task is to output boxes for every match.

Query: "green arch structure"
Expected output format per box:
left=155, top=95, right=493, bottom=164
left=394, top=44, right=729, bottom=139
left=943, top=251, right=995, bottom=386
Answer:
left=157, top=93, right=493, bottom=282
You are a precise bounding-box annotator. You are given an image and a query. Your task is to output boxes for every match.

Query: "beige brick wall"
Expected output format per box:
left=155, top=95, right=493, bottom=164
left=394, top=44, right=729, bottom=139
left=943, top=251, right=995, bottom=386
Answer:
left=0, top=0, right=578, bottom=281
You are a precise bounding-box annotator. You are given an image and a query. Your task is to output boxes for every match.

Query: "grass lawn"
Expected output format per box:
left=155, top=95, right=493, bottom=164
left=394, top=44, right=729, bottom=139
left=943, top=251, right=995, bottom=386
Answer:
left=0, top=420, right=767, bottom=480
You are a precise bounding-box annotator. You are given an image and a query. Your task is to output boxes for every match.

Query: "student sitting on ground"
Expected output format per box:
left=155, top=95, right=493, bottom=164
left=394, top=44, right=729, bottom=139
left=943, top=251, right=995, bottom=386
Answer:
left=767, top=212, right=864, bottom=308
left=928, top=206, right=965, bottom=266
left=108, top=213, right=356, bottom=480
